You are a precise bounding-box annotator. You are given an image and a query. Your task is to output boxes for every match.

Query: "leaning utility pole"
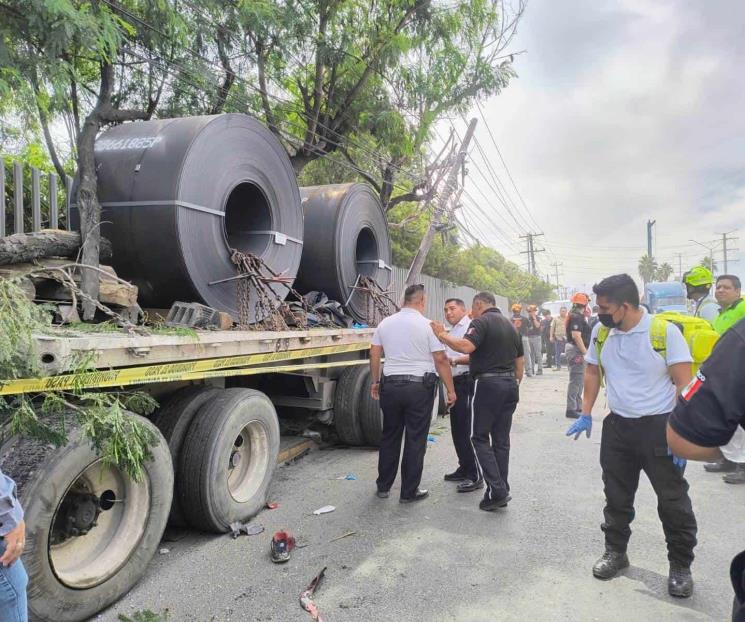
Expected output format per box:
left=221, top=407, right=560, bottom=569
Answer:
left=404, top=118, right=477, bottom=288
left=646, top=219, right=656, bottom=260
left=519, top=232, right=545, bottom=276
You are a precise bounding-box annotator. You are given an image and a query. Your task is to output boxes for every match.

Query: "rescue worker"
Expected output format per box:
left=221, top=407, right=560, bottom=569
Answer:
left=526, top=304, right=543, bottom=376
left=702, top=274, right=745, bottom=482
left=511, top=303, right=532, bottom=377
left=567, top=273, right=697, bottom=598
left=431, top=292, right=524, bottom=510
left=683, top=266, right=719, bottom=324
left=0, top=467, right=27, bottom=622
left=541, top=309, right=555, bottom=369
left=565, top=293, right=590, bottom=419
left=441, top=298, right=478, bottom=485
left=666, top=316, right=745, bottom=621
left=550, top=306, right=568, bottom=370
left=370, top=284, right=456, bottom=503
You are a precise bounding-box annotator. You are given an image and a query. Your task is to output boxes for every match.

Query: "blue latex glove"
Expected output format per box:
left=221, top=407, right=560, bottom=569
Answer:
left=566, top=414, right=592, bottom=440
left=668, top=448, right=687, bottom=470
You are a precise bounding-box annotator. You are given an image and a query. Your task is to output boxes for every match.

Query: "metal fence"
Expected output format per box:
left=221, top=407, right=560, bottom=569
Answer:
left=1, top=159, right=73, bottom=236
left=389, top=266, right=509, bottom=320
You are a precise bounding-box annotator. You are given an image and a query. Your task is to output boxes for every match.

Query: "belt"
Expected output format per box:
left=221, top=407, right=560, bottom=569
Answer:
left=453, top=373, right=470, bottom=379
left=474, top=371, right=515, bottom=380
left=384, top=374, right=424, bottom=383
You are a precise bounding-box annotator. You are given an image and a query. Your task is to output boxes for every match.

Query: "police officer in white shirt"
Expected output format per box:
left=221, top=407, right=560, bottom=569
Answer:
left=370, top=284, right=456, bottom=503
left=566, top=274, right=698, bottom=598
left=441, top=298, right=478, bottom=485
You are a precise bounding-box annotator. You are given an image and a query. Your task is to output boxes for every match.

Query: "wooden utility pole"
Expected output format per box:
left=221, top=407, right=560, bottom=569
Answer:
left=646, top=219, right=656, bottom=260
left=519, top=232, right=545, bottom=276
left=404, top=118, right=477, bottom=288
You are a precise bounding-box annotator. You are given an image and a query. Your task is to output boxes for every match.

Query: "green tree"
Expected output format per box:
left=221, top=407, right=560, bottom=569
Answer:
left=700, top=255, right=718, bottom=273
left=638, top=254, right=658, bottom=284
left=655, top=262, right=674, bottom=281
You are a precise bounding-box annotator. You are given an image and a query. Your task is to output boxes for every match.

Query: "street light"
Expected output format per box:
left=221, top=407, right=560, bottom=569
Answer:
left=689, top=239, right=717, bottom=273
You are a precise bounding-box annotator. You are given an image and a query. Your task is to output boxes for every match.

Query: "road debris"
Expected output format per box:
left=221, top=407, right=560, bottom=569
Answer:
left=427, top=434, right=437, bottom=443
left=300, top=566, right=327, bottom=621
left=229, top=522, right=265, bottom=539
left=335, top=473, right=357, bottom=480
left=313, top=505, right=336, bottom=515
left=270, top=531, right=296, bottom=563
left=329, top=531, right=357, bottom=543
left=265, top=501, right=279, bottom=510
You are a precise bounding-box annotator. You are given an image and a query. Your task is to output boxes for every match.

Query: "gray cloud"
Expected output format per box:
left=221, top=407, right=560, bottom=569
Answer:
left=464, top=0, right=745, bottom=289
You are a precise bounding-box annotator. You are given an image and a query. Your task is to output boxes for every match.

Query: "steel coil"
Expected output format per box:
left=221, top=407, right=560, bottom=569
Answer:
left=295, top=183, right=392, bottom=323
left=74, top=114, right=303, bottom=322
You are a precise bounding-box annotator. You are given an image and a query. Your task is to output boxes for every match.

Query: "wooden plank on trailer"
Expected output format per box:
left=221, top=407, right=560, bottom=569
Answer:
left=49, top=173, right=58, bottom=229
left=0, top=159, right=5, bottom=238
left=31, top=167, right=41, bottom=232
left=13, top=162, right=23, bottom=234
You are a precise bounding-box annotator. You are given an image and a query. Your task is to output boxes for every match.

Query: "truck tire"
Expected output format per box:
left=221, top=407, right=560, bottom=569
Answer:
left=333, top=365, right=367, bottom=445
left=178, top=388, right=280, bottom=533
left=151, top=385, right=221, bottom=526
left=0, top=415, right=172, bottom=622
left=358, top=367, right=383, bottom=446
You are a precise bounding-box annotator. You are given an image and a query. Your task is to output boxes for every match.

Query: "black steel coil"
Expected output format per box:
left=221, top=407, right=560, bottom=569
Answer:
left=73, top=114, right=303, bottom=322
left=295, top=183, right=392, bottom=323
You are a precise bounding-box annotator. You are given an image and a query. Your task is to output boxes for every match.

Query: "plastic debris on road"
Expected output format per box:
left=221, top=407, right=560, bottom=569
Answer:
left=335, top=473, right=357, bottom=480
left=266, top=501, right=279, bottom=510
left=313, top=505, right=336, bottom=515
left=300, top=566, right=327, bottom=621
left=229, top=521, right=265, bottom=538
left=427, top=434, right=437, bottom=443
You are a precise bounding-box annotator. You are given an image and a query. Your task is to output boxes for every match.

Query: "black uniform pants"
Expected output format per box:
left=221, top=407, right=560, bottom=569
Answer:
left=377, top=380, right=436, bottom=499
left=600, top=413, right=697, bottom=567
left=449, top=374, right=477, bottom=481
left=471, top=376, right=519, bottom=501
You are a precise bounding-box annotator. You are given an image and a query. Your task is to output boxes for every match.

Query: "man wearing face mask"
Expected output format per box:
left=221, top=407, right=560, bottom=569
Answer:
left=565, top=274, right=698, bottom=598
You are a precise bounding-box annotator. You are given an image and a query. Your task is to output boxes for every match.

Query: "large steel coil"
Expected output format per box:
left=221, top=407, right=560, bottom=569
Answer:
left=74, top=114, right=303, bottom=322
left=295, top=183, right=392, bottom=323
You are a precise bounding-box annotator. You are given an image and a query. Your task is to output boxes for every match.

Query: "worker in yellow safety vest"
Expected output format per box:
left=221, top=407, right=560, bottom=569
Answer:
left=683, top=266, right=718, bottom=324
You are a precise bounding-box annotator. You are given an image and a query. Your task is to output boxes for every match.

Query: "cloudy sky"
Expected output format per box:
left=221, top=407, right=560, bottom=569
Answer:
left=459, top=0, right=745, bottom=294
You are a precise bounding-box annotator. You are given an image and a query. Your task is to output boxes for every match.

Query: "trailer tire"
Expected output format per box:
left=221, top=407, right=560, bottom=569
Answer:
left=358, top=368, right=383, bottom=446
left=178, top=388, right=280, bottom=533
left=151, top=385, right=222, bottom=526
left=0, top=415, right=172, bottom=622
left=333, top=365, right=367, bottom=446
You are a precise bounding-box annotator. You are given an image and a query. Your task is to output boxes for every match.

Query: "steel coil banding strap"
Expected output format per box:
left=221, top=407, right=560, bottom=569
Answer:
left=295, top=183, right=392, bottom=323
left=72, top=114, right=303, bottom=322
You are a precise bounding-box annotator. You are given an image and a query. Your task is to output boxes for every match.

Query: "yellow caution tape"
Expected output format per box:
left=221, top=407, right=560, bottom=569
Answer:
left=0, top=342, right=370, bottom=396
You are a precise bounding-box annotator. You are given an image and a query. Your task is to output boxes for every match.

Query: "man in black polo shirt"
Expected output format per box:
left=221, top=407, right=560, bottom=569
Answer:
left=432, top=291, right=525, bottom=510
left=667, top=318, right=745, bottom=621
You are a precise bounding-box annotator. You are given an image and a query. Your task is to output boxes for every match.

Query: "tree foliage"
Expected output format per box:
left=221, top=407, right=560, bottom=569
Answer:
left=655, top=262, right=674, bottom=282
left=638, top=254, right=658, bottom=284
left=700, top=255, right=718, bottom=273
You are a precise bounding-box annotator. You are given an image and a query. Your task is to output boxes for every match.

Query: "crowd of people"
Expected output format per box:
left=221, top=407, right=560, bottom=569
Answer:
left=2, top=266, right=744, bottom=620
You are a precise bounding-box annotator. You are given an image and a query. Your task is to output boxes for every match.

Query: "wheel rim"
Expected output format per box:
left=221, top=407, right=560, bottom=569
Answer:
left=227, top=420, right=270, bottom=503
left=50, top=459, right=150, bottom=589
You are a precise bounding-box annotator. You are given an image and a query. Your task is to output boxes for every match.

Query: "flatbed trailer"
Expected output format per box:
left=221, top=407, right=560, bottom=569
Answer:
left=0, top=325, right=396, bottom=622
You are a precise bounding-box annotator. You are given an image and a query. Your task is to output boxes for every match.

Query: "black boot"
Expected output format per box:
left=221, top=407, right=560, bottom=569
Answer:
left=668, top=564, right=693, bottom=598
left=592, top=549, right=629, bottom=580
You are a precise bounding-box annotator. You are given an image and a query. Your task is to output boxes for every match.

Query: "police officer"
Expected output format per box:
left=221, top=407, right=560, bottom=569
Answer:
left=683, top=265, right=719, bottom=323
left=431, top=291, right=524, bottom=511
left=370, top=284, right=456, bottom=503
left=566, top=274, right=697, bottom=598
left=667, top=317, right=745, bottom=621
left=703, top=274, right=745, bottom=482
left=441, top=298, right=478, bottom=485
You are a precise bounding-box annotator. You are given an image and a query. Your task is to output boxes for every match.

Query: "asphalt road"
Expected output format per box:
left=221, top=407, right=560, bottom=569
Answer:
left=99, top=370, right=743, bottom=621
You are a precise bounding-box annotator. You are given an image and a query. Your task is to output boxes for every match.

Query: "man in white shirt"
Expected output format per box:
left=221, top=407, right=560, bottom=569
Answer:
left=566, top=273, right=698, bottom=598
left=370, top=284, right=456, bottom=503
left=441, top=298, right=478, bottom=485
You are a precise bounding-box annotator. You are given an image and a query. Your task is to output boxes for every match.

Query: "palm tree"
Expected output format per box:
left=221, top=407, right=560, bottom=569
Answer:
left=700, top=256, right=718, bottom=273
left=638, top=254, right=658, bottom=284
left=655, top=262, right=674, bottom=281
